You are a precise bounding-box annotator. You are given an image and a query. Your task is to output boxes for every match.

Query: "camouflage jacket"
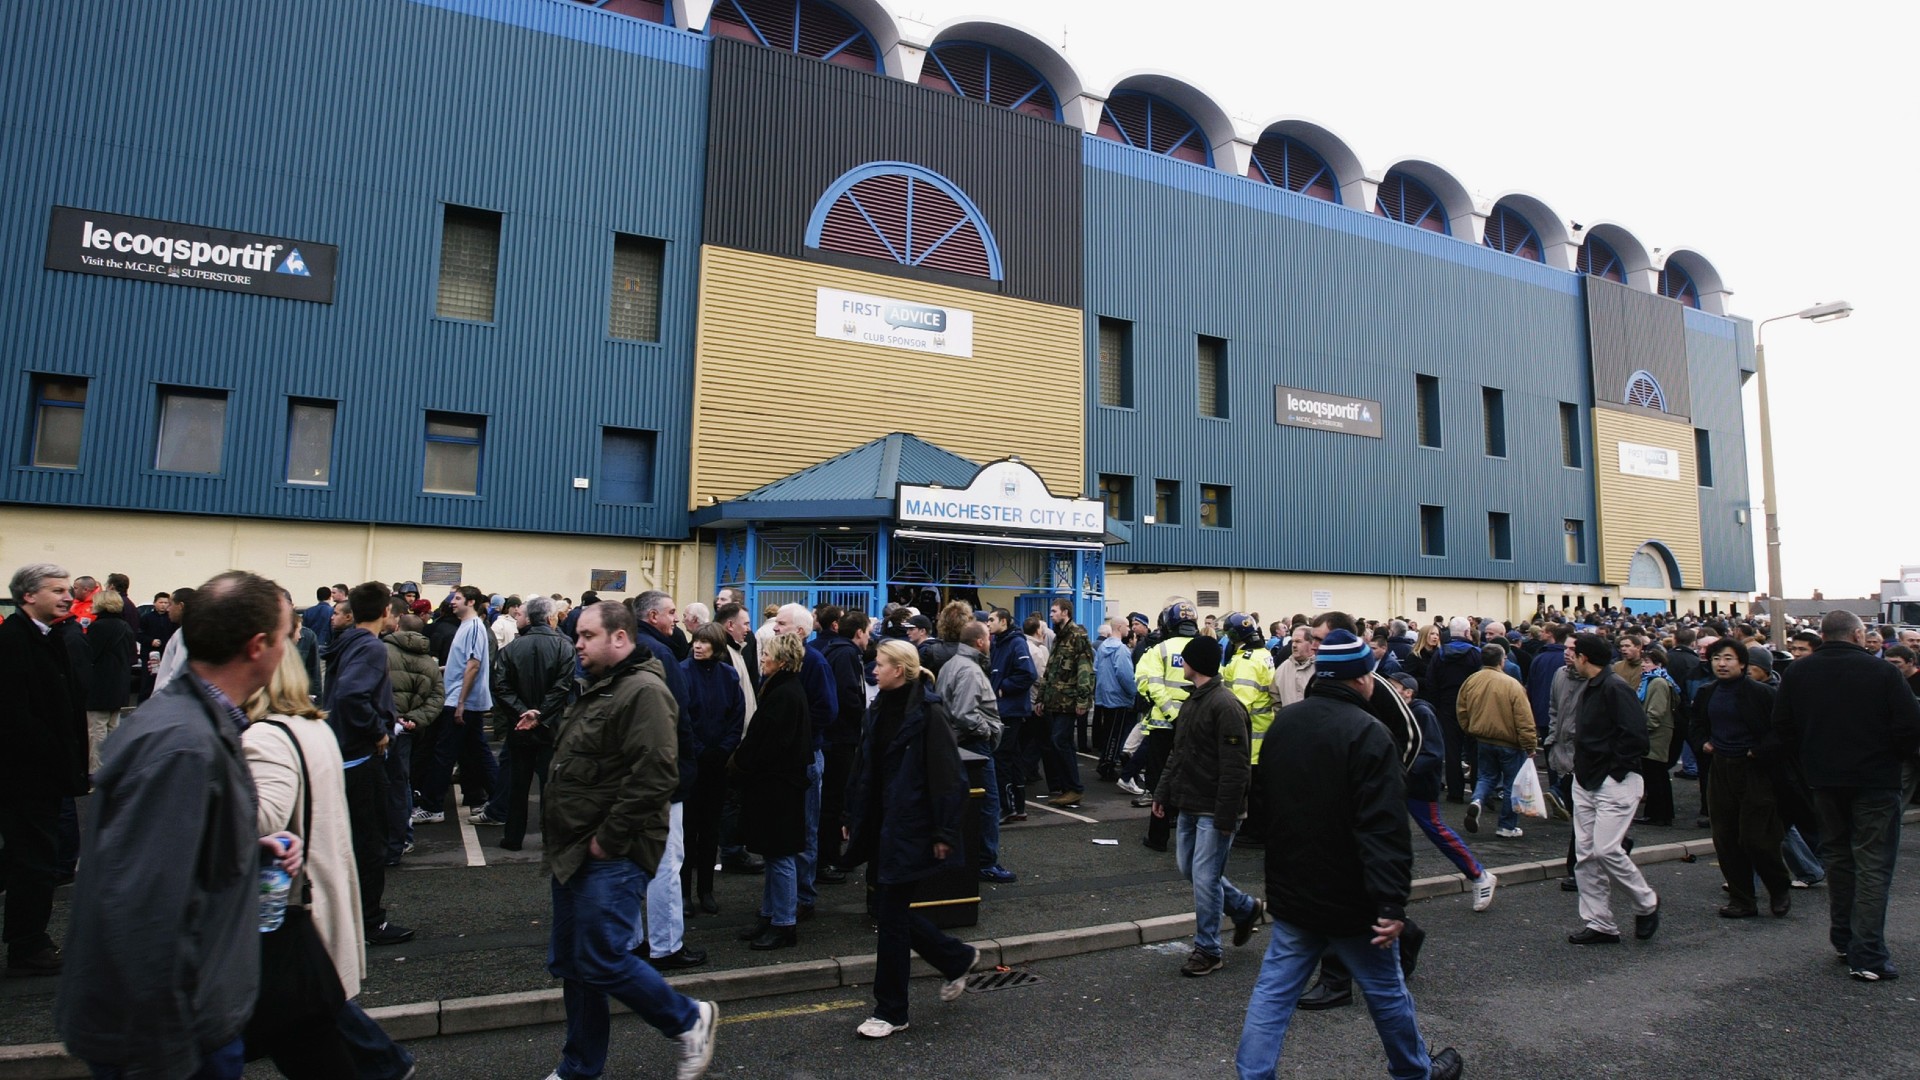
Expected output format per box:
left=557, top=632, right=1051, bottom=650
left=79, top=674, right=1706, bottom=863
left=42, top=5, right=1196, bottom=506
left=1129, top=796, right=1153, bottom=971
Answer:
left=1038, top=620, right=1095, bottom=714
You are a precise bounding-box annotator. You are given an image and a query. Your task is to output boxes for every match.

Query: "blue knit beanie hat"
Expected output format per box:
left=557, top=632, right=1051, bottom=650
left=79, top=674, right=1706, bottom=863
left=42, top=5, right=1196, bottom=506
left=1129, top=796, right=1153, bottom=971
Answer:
left=1314, top=629, right=1376, bottom=681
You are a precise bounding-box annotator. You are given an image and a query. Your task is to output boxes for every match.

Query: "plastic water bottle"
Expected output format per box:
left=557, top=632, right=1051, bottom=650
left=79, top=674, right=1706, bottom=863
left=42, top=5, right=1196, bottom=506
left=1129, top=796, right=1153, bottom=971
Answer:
left=259, top=838, right=291, bottom=932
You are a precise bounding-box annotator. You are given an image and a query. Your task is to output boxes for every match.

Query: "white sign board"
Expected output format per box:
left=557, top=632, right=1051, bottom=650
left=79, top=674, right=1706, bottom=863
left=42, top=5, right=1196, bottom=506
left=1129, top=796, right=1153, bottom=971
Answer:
left=1617, top=441, right=1681, bottom=481
left=815, top=287, right=974, bottom=357
left=897, top=459, right=1104, bottom=537
left=1311, top=589, right=1333, bottom=609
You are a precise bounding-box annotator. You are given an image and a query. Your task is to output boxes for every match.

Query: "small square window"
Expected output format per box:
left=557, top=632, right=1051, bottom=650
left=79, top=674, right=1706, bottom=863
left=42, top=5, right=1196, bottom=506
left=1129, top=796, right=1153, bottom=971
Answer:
left=1199, top=484, right=1231, bottom=528
left=286, top=399, right=336, bottom=486
left=610, top=234, right=664, bottom=342
left=1563, top=519, right=1586, bottom=564
left=1420, top=504, right=1446, bottom=557
left=1152, top=479, right=1179, bottom=525
left=1098, top=318, right=1133, bottom=408
left=1487, top=511, right=1512, bottom=561
left=600, top=427, right=657, bottom=504
left=29, top=374, right=87, bottom=469
left=1098, top=474, right=1134, bottom=520
left=424, top=412, right=485, bottom=495
left=155, top=387, right=228, bottom=475
left=436, top=205, right=501, bottom=322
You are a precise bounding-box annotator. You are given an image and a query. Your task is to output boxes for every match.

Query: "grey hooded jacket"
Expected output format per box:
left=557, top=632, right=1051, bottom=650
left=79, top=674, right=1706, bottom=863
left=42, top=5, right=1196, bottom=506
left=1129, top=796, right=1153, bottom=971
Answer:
left=935, top=642, right=1001, bottom=749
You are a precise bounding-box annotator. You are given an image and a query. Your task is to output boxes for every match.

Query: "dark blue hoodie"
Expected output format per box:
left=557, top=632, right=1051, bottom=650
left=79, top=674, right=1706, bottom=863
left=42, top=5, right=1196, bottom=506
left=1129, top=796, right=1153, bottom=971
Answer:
left=322, top=626, right=393, bottom=761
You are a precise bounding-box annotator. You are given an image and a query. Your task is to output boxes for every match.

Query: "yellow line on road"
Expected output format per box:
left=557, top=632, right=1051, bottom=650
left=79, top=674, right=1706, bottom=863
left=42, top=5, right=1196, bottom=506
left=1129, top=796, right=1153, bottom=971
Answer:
left=720, top=999, right=865, bottom=1026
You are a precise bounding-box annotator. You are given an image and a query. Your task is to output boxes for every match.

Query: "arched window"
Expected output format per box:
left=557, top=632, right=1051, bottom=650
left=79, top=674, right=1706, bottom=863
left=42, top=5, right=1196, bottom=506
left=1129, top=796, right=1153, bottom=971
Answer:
left=708, top=0, right=878, bottom=71
left=1629, top=543, right=1681, bottom=589
left=1483, top=204, right=1542, bottom=262
left=805, top=162, right=1003, bottom=280
left=919, top=41, right=1059, bottom=121
left=570, top=0, right=673, bottom=24
left=1095, top=91, right=1212, bottom=165
left=1374, top=172, right=1448, bottom=234
left=1247, top=135, right=1339, bottom=203
left=1577, top=237, right=1626, bottom=283
left=1625, top=370, right=1665, bottom=411
left=1659, top=264, right=1700, bottom=308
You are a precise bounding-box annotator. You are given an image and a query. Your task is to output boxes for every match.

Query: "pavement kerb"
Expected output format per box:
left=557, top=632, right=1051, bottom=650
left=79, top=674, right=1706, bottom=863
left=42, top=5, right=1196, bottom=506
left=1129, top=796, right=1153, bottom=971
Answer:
left=8, top=810, right=1918, bottom=1077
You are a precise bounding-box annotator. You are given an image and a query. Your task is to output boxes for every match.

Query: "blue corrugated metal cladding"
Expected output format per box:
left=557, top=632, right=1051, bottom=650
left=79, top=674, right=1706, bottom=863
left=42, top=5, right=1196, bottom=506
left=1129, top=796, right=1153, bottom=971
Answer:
left=0, top=0, right=707, bottom=539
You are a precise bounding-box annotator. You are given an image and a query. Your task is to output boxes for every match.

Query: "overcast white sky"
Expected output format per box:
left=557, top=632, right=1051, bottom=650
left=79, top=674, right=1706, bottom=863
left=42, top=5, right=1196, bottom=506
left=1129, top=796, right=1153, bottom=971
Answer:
left=894, top=0, right=1912, bottom=598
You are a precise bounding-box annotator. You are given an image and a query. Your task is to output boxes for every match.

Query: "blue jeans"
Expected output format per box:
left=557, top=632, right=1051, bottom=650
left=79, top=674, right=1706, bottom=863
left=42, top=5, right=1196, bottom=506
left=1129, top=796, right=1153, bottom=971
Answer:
left=1814, top=786, right=1904, bottom=973
left=1236, top=917, right=1432, bottom=1080
left=959, top=738, right=1000, bottom=867
left=548, top=859, right=699, bottom=1078
left=1471, top=744, right=1529, bottom=831
left=384, top=731, right=414, bottom=859
left=1783, top=825, right=1824, bottom=884
left=89, top=1037, right=244, bottom=1079
left=796, top=749, right=823, bottom=907
left=760, top=854, right=798, bottom=926
left=1175, top=811, right=1256, bottom=956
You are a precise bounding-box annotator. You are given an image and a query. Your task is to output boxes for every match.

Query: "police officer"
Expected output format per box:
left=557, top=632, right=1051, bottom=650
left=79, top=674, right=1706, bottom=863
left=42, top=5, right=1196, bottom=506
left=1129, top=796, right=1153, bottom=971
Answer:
left=1220, top=613, right=1276, bottom=846
left=1134, top=600, right=1199, bottom=852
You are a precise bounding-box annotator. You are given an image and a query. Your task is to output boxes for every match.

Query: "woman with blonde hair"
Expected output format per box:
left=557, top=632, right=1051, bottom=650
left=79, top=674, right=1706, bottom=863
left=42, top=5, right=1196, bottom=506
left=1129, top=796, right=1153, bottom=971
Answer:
left=244, top=640, right=412, bottom=1076
left=731, top=630, right=814, bottom=950
left=836, top=639, right=979, bottom=1039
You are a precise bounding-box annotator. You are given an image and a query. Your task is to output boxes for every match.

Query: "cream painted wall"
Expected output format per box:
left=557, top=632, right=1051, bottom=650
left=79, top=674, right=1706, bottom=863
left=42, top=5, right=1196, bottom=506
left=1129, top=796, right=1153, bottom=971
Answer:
left=1101, top=569, right=1524, bottom=627
left=0, top=508, right=701, bottom=603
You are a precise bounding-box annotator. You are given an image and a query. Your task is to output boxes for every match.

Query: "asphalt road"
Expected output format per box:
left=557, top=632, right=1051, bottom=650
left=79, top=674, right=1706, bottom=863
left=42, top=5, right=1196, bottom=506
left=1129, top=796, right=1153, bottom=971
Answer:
left=275, top=830, right=1920, bottom=1079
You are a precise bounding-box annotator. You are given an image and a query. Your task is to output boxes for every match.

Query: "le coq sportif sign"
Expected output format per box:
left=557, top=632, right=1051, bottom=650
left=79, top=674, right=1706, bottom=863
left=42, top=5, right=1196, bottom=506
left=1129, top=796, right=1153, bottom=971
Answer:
left=44, top=206, right=338, bottom=304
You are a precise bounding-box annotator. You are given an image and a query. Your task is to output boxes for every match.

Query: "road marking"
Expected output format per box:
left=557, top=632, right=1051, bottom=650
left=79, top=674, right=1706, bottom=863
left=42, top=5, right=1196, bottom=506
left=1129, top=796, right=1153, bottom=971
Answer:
left=720, top=999, right=865, bottom=1026
left=1030, top=799, right=1099, bottom=824
left=455, top=784, right=486, bottom=867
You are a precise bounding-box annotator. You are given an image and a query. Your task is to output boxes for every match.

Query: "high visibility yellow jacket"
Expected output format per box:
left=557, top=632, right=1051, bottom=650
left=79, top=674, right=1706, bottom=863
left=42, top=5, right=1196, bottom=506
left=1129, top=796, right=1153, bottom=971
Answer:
left=1221, top=646, right=1276, bottom=763
left=1135, top=635, right=1196, bottom=731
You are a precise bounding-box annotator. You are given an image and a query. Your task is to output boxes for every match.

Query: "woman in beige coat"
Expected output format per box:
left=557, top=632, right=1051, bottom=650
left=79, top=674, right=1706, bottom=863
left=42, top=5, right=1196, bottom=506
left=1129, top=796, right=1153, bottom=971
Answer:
left=245, top=648, right=365, bottom=999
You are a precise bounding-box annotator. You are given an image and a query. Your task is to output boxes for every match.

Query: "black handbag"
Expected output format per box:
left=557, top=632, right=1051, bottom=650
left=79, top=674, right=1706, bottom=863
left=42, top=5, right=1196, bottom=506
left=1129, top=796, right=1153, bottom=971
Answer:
left=244, top=720, right=348, bottom=1054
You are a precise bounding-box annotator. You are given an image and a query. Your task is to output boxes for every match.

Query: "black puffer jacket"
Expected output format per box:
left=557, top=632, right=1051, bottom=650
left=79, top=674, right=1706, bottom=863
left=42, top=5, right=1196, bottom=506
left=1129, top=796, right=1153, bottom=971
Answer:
left=1152, top=678, right=1249, bottom=830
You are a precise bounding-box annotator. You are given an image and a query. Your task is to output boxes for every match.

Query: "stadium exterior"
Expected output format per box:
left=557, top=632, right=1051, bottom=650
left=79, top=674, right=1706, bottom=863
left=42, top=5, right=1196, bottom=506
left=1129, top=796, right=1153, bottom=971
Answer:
left=0, top=0, right=1758, bottom=624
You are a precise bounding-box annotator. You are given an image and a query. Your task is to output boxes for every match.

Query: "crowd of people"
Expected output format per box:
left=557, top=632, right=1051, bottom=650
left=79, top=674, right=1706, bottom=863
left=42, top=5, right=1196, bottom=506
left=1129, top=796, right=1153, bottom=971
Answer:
left=4, top=561, right=1917, bottom=1079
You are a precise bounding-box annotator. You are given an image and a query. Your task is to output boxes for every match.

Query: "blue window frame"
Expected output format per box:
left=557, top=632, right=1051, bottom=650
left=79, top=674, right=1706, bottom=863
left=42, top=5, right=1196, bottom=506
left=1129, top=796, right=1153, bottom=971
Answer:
left=28, top=373, right=87, bottom=470
left=600, top=427, right=657, bottom=504
left=1248, top=134, right=1339, bottom=203
left=1577, top=237, right=1625, bottom=282
left=1097, top=90, right=1212, bottom=166
left=920, top=41, right=1060, bottom=121
left=423, top=411, right=485, bottom=496
left=805, top=161, right=1004, bottom=279
left=1375, top=172, right=1449, bottom=234
left=1659, top=263, right=1700, bottom=308
left=1484, top=204, right=1542, bottom=261
left=708, top=0, right=878, bottom=70
left=1625, top=370, right=1665, bottom=411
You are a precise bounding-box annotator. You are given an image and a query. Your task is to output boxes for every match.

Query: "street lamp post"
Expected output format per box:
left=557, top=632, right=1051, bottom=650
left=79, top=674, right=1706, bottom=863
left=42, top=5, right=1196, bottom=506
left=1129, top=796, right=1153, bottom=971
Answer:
left=1754, top=299, right=1853, bottom=648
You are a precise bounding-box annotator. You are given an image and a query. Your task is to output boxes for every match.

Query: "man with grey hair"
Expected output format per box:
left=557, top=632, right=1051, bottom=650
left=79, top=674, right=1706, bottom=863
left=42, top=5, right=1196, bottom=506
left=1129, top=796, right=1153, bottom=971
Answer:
left=1774, top=609, right=1920, bottom=981
left=484, top=594, right=575, bottom=851
left=773, top=602, right=837, bottom=916
left=629, top=591, right=702, bottom=969
left=1426, top=616, right=1485, bottom=803
left=1, top=564, right=87, bottom=976
left=682, top=602, right=711, bottom=639
left=938, top=620, right=1011, bottom=882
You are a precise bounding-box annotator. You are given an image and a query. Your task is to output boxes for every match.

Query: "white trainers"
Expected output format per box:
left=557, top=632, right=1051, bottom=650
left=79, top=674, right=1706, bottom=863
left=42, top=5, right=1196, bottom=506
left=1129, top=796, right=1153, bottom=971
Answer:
left=856, top=1016, right=908, bottom=1039
left=675, top=1000, right=717, bottom=1079
left=940, top=946, right=979, bottom=1002
left=410, top=807, right=443, bottom=824
left=1471, top=869, right=1498, bottom=912
left=1495, top=826, right=1524, bottom=839
left=1116, top=778, right=1146, bottom=797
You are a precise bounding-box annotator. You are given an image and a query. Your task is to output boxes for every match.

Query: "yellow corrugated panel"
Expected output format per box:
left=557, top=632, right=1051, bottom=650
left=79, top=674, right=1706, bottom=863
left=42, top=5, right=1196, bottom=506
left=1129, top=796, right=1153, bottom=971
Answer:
left=689, top=247, right=1085, bottom=509
left=1592, top=408, right=1704, bottom=588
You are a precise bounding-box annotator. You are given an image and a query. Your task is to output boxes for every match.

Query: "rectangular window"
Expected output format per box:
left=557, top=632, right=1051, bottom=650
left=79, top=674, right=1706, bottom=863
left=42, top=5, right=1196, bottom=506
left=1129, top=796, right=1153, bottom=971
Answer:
left=285, top=399, right=336, bottom=486
left=1694, top=428, right=1713, bottom=487
left=1196, top=335, right=1227, bottom=418
left=423, top=412, right=484, bottom=495
left=1416, top=374, right=1441, bottom=449
left=599, top=427, right=657, bottom=504
left=609, top=234, right=664, bottom=342
left=436, top=205, right=501, bottom=322
left=1559, top=402, right=1582, bottom=467
left=155, top=387, right=228, bottom=475
left=1487, top=511, right=1512, bottom=561
left=1563, top=519, right=1586, bottom=564
left=1199, top=484, right=1231, bottom=528
left=1098, top=473, right=1134, bottom=520
left=29, top=374, right=87, bottom=469
left=1097, top=317, right=1133, bottom=408
left=1481, top=387, right=1506, bottom=457
left=1152, top=479, right=1179, bottom=525
left=1419, top=504, right=1446, bottom=557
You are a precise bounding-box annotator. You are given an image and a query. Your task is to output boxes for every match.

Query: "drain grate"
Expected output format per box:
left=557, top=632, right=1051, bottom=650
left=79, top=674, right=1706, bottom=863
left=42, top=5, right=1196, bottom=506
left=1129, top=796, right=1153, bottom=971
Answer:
left=964, top=968, right=1044, bottom=994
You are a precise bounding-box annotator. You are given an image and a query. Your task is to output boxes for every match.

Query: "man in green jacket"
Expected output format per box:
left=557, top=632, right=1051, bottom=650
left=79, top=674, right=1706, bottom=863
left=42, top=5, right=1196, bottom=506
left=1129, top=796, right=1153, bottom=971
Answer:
left=1039, top=598, right=1095, bottom=807
left=543, top=601, right=716, bottom=1080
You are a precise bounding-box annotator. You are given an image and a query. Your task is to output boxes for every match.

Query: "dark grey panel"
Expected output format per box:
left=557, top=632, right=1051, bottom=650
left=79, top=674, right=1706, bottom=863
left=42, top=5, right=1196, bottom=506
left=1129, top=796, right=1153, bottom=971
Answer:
left=1585, top=276, right=1691, bottom=418
left=704, top=38, right=1081, bottom=309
